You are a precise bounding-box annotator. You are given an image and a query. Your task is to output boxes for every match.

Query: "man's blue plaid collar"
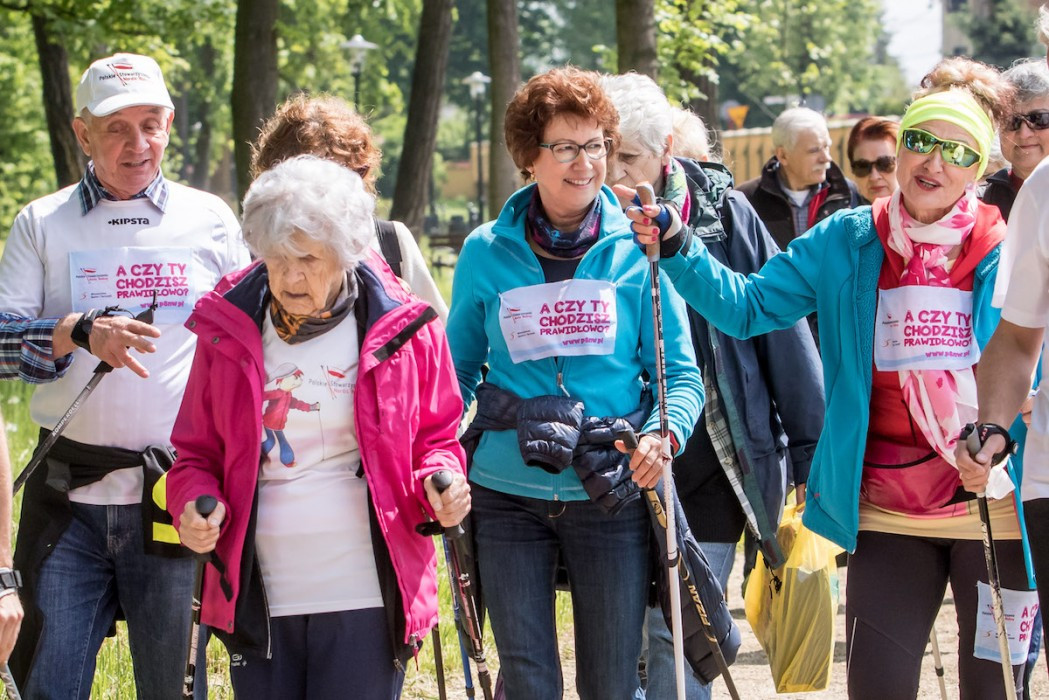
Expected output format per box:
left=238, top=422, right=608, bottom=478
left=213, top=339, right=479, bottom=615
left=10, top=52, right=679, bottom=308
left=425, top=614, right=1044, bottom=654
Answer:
left=76, top=163, right=168, bottom=215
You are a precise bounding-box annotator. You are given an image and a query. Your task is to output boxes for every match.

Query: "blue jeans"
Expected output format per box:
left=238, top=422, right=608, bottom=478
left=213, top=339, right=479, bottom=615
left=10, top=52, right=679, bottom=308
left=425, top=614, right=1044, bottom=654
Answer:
left=643, top=540, right=736, bottom=700
left=23, top=502, right=203, bottom=700
left=471, top=484, right=649, bottom=700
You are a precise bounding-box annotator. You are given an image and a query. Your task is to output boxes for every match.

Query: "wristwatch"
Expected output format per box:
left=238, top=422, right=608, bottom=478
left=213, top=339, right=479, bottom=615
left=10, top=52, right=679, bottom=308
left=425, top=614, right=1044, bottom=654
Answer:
left=70, top=309, right=99, bottom=352
left=0, top=568, right=21, bottom=592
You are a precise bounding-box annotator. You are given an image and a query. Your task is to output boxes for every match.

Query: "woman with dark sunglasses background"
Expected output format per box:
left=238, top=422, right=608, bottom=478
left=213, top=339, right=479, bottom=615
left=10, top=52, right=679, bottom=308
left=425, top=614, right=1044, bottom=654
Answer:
left=847, top=116, right=900, bottom=203
left=626, top=56, right=1034, bottom=699
left=981, top=58, right=1049, bottom=222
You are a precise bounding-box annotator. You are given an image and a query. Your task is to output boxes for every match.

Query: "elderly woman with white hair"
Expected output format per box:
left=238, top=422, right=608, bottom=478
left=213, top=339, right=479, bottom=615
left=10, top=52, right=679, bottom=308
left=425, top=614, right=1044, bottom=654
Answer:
left=601, top=72, right=825, bottom=700
left=165, top=154, right=470, bottom=698
left=982, top=58, right=1049, bottom=221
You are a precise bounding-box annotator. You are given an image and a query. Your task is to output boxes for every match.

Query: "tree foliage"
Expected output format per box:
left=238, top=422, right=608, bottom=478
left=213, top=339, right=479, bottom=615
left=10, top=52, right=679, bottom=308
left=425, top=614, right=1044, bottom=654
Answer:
left=959, top=0, right=1041, bottom=70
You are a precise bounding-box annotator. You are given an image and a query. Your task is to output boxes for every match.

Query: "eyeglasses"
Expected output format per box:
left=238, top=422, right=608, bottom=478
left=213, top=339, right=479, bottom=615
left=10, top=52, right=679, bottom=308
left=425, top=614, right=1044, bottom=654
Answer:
left=538, top=139, right=612, bottom=163
left=850, top=155, right=897, bottom=177
left=901, top=128, right=982, bottom=168
left=1006, top=110, right=1049, bottom=132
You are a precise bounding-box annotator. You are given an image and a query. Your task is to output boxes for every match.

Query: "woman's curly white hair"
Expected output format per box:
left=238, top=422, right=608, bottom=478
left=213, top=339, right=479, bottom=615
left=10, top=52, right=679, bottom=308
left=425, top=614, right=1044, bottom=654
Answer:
left=241, top=154, right=374, bottom=269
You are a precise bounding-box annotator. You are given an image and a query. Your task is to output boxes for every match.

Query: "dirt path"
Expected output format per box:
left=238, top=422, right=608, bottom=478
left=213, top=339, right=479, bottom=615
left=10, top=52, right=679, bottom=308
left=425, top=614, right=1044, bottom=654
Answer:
left=406, top=546, right=1047, bottom=699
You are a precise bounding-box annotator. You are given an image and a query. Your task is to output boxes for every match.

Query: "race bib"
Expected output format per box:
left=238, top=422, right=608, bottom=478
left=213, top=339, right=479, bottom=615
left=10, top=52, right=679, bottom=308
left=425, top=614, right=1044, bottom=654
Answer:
left=873, top=286, right=979, bottom=372
left=498, top=279, right=617, bottom=363
left=973, top=582, right=1039, bottom=665
left=70, top=247, right=199, bottom=324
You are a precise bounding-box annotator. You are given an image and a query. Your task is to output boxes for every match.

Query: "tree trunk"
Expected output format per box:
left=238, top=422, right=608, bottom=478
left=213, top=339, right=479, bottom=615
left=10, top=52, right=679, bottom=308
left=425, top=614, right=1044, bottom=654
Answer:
left=231, top=0, right=279, bottom=204
left=615, top=0, right=657, bottom=78
left=192, top=41, right=216, bottom=190
left=688, top=72, right=719, bottom=137
left=32, top=14, right=84, bottom=188
left=486, top=0, right=521, bottom=219
left=389, top=0, right=455, bottom=237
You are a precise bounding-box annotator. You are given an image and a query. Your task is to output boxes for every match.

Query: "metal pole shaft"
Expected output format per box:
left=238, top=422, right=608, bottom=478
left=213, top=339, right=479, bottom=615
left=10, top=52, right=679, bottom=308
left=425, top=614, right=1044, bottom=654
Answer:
left=475, top=94, right=484, bottom=222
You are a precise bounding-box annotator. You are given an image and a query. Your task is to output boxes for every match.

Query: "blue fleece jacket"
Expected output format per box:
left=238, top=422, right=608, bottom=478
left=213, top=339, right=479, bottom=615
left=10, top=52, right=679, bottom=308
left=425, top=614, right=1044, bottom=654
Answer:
left=660, top=205, right=1012, bottom=552
left=446, top=184, right=704, bottom=502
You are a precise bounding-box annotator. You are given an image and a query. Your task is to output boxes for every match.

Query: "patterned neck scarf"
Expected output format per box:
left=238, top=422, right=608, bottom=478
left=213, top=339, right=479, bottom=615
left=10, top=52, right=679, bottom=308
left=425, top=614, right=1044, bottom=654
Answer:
left=886, top=185, right=979, bottom=465
left=527, top=188, right=602, bottom=259
left=661, top=158, right=691, bottom=225
left=269, top=271, right=357, bottom=344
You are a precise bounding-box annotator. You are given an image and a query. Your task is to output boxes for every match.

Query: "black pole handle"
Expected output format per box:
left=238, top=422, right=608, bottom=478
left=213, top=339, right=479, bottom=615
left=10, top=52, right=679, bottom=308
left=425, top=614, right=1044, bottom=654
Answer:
left=618, top=428, right=639, bottom=452
left=193, top=494, right=219, bottom=560
left=195, top=494, right=218, bottom=519
left=431, top=470, right=465, bottom=540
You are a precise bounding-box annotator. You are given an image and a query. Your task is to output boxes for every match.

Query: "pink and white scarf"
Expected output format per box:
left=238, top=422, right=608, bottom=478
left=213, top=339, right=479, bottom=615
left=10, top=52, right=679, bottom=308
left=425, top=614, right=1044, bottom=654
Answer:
left=885, top=184, right=979, bottom=466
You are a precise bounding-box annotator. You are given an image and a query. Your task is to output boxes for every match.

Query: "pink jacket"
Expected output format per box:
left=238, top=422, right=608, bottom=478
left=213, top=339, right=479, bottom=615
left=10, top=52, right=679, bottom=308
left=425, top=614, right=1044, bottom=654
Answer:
left=166, top=254, right=466, bottom=648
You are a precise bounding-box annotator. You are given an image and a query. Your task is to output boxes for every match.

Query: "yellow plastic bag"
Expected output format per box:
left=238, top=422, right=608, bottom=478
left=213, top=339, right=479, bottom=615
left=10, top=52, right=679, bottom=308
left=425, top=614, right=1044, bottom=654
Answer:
left=744, top=503, right=844, bottom=693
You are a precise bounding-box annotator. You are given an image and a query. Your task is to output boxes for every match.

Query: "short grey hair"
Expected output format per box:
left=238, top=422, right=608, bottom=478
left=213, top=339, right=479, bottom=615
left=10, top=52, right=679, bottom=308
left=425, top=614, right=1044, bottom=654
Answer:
left=671, top=108, right=712, bottom=161
left=771, top=107, right=828, bottom=151
left=241, top=154, right=374, bottom=270
left=599, top=72, right=673, bottom=156
left=1004, top=58, right=1049, bottom=104
left=1039, top=4, right=1049, bottom=47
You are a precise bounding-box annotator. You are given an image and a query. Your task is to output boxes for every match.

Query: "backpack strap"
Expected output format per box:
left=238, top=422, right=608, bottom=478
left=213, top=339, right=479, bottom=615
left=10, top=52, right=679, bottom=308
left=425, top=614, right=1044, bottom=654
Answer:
left=374, top=219, right=403, bottom=278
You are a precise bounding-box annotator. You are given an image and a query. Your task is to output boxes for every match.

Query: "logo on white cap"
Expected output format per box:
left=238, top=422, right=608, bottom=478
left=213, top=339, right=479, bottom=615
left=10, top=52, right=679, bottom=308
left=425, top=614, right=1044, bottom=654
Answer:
left=76, top=53, right=174, bottom=117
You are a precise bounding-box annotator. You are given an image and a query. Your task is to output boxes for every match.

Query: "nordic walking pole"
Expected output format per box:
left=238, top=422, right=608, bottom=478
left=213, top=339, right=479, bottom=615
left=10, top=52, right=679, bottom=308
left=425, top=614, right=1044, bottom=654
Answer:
left=965, top=429, right=1018, bottom=700
left=182, top=494, right=217, bottom=699
left=636, top=183, right=687, bottom=700
left=13, top=293, right=159, bottom=495
left=430, top=471, right=494, bottom=700
left=441, top=535, right=476, bottom=698
left=620, top=430, right=740, bottom=700
left=928, top=624, right=948, bottom=700
left=0, top=663, right=21, bottom=699
left=433, top=621, right=448, bottom=700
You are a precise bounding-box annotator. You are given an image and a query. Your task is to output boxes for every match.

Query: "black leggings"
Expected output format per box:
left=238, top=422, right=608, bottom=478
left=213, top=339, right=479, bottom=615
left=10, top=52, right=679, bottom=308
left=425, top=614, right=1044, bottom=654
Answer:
left=846, top=530, right=1029, bottom=700
left=1026, top=499, right=1049, bottom=668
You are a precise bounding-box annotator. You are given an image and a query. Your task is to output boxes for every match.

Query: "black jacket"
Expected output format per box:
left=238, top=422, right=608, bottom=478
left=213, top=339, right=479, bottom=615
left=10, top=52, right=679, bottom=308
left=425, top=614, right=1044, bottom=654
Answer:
left=737, top=157, right=861, bottom=251
left=673, top=158, right=825, bottom=567
left=979, top=167, right=1019, bottom=222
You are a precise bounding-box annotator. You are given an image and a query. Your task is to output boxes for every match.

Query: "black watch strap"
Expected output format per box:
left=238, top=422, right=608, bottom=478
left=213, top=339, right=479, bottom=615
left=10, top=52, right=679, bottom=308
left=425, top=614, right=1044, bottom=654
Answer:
left=70, top=309, right=98, bottom=352
left=0, top=568, right=22, bottom=591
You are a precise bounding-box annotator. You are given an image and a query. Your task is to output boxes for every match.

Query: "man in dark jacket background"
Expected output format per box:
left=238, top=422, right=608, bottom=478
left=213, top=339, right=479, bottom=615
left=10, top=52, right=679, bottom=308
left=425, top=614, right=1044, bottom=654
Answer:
left=603, top=73, right=825, bottom=700
left=738, top=107, right=861, bottom=252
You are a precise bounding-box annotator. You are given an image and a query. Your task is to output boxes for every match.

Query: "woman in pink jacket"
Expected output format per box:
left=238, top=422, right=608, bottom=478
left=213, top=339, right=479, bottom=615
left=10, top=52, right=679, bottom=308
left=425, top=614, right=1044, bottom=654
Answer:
left=166, top=155, right=470, bottom=698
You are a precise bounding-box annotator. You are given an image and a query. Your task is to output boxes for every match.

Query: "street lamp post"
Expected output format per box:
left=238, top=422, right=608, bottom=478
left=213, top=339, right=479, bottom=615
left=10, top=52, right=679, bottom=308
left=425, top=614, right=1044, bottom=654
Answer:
left=463, top=71, right=491, bottom=225
left=341, top=33, right=378, bottom=109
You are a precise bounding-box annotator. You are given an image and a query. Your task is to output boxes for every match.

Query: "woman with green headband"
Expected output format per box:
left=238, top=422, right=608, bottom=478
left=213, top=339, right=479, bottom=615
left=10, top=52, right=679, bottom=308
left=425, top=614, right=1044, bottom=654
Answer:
left=621, top=57, right=1032, bottom=698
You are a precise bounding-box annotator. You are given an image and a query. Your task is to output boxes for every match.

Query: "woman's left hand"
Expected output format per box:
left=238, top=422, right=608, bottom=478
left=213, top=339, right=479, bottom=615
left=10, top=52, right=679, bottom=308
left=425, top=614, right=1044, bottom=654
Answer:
left=614, top=432, right=669, bottom=489
left=424, top=471, right=472, bottom=528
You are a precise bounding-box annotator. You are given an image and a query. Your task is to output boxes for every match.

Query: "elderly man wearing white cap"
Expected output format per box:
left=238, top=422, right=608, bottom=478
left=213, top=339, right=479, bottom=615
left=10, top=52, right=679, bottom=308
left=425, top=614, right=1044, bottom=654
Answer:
left=0, top=53, right=248, bottom=698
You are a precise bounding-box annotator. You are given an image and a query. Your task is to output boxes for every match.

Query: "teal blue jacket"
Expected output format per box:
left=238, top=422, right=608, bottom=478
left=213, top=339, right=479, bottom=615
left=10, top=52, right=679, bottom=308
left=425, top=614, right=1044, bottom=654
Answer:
left=446, top=184, right=704, bottom=501
left=661, top=205, right=1024, bottom=552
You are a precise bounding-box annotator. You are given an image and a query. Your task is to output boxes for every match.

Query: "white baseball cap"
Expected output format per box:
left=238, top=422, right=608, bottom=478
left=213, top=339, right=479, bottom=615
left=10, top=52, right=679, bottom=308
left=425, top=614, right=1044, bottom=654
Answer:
left=75, top=53, right=175, bottom=117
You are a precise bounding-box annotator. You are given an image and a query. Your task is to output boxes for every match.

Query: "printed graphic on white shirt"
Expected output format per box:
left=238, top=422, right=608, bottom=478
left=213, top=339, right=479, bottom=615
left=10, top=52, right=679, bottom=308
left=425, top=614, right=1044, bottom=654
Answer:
left=499, top=279, right=617, bottom=363
left=874, top=286, right=979, bottom=371
left=256, top=315, right=383, bottom=616
left=973, top=582, right=1039, bottom=665
left=69, top=246, right=198, bottom=323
